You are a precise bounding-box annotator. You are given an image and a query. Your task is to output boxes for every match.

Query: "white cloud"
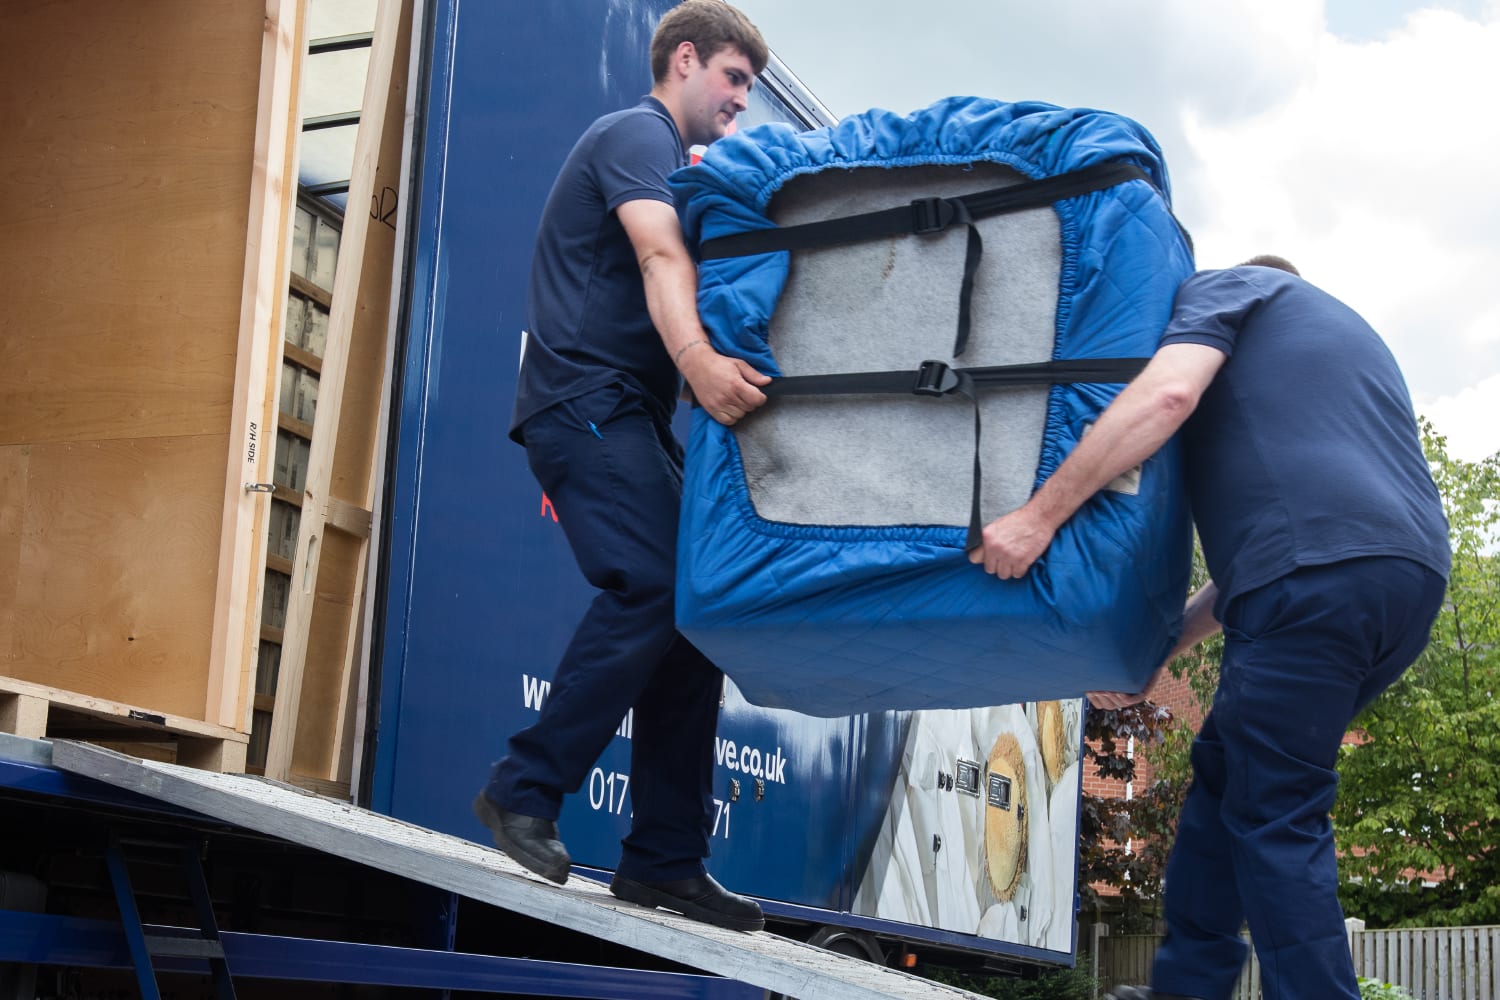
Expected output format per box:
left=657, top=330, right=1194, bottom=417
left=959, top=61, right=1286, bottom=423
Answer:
left=1419, top=372, right=1500, bottom=463
left=1178, top=7, right=1500, bottom=407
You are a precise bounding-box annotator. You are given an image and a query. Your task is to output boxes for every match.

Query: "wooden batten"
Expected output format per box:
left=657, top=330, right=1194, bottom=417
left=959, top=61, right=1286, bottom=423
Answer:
left=207, top=0, right=310, bottom=735
left=347, top=0, right=430, bottom=794
left=266, top=0, right=415, bottom=783
left=328, top=0, right=427, bottom=789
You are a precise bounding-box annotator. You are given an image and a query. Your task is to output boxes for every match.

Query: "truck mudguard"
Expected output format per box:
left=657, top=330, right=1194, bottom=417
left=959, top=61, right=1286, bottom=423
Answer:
left=671, top=96, right=1195, bottom=716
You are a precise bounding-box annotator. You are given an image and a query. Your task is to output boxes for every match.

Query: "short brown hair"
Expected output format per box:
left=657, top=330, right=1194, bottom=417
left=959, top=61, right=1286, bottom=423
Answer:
left=1239, top=254, right=1300, bottom=276
left=651, top=0, right=769, bottom=82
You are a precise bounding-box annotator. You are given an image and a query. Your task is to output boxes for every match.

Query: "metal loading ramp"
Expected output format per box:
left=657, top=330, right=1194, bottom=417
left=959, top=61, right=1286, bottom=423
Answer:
left=50, top=741, right=992, bottom=1000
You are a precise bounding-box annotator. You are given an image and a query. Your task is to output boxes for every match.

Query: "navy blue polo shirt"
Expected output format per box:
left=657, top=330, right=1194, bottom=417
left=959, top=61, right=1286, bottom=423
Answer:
left=1159, top=266, right=1450, bottom=610
left=510, top=97, right=687, bottom=442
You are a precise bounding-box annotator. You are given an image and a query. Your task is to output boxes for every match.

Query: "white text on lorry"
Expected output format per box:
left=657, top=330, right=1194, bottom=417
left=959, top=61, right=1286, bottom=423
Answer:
left=522, top=674, right=631, bottom=738
left=714, top=738, right=787, bottom=784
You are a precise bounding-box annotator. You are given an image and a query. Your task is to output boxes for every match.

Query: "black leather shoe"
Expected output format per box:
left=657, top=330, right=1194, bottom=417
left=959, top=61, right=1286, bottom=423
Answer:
left=1105, top=988, right=1203, bottom=1000
left=609, top=872, right=765, bottom=932
left=471, top=792, right=571, bottom=884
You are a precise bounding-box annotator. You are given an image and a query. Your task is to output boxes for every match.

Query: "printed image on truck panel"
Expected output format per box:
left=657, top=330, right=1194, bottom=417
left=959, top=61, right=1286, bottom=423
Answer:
left=854, top=700, right=1083, bottom=953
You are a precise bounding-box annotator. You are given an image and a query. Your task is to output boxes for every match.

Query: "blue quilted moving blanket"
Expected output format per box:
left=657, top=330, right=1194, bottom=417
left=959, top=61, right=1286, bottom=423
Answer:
left=671, top=97, right=1195, bottom=717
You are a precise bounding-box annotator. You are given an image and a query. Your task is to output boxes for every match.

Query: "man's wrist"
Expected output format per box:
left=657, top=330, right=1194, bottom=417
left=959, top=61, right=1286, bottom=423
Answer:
left=1020, top=496, right=1064, bottom=537
left=673, top=339, right=709, bottom=366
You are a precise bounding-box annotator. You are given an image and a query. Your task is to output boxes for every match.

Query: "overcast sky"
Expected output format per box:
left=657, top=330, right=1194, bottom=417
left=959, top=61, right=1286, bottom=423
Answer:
left=735, top=0, right=1500, bottom=463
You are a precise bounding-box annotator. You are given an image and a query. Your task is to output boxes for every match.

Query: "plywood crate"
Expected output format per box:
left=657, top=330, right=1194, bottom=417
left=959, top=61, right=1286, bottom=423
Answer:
left=0, top=0, right=310, bottom=771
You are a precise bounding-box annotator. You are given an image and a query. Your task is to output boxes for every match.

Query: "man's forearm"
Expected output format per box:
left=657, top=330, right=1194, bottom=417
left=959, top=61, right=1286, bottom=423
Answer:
left=616, top=197, right=715, bottom=364
left=972, top=343, right=1223, bottom=578
left=638, top=246, right=709, bottom=361
left=1025, top=378, right=1196, bottom=531
left=632, top=223, right=769, bottom=424
left=1170, top=581, right=1222, bottom=658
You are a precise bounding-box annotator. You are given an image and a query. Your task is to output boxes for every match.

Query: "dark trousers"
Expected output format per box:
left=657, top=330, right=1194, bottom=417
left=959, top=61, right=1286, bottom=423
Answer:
left=486, top=382, right=722, bottom=882
left=1152, top=556, right=1446, bottom=1000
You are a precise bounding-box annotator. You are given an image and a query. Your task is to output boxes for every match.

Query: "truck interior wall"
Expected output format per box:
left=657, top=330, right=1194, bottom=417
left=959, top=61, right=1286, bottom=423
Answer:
left=0, top=1, right=295, bottom=753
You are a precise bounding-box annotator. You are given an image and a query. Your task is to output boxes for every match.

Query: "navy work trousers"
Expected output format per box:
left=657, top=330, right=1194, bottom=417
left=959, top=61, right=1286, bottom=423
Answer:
left=1152, top=556, right=1446, bottom=1000
left=486, top=382, right=722, bottom=882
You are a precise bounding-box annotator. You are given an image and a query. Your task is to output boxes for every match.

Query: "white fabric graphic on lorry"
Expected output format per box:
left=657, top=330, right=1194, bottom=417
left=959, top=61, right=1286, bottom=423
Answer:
left=854, top=701, right=1082, bottom=950
left=1048, top=759, right=1082, bottom=952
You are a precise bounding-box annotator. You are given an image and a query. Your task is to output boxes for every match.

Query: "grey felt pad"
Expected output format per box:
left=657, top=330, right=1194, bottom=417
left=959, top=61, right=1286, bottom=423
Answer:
left=735, top=162, right=1059, bottom=528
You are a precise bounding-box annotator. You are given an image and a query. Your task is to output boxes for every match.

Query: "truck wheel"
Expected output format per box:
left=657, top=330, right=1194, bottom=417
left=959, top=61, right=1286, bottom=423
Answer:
left=805, top=925, right=885, bottom=963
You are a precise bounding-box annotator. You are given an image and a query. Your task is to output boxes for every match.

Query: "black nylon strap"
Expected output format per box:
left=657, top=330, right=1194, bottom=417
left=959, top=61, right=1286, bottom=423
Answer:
left=699, top=161, right=1151, bottom=261
left=952, top=202, right=982, bottom=357
left=761, top=357, right=1150, bottom=549
left=763, top=357, right=1150, bottom=398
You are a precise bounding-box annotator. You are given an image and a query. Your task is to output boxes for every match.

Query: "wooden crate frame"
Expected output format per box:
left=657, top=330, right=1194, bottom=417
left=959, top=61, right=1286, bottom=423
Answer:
left=0, top=1, right=309, bottom=770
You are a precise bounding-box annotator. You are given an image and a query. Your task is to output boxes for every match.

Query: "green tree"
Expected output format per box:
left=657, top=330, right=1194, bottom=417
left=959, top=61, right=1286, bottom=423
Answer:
left=1333, top=422, right=1500, bottom=926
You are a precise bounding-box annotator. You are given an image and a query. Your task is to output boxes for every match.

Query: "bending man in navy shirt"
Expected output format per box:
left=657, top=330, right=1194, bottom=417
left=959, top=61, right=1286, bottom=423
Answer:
left=473, top=0, right=771, bottom=932
left=972, top=257, right=1450, bottom=1000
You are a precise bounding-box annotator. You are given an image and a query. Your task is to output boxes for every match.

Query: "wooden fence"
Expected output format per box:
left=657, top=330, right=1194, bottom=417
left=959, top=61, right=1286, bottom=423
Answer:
left=1096, top=921, right=1499, bottom=1000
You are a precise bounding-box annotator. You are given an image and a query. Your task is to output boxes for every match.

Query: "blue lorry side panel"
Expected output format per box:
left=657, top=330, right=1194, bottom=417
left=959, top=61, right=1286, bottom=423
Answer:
left=671, top=98, right=1197, bottom=717
left=374, top=0, right=1083, bottom=963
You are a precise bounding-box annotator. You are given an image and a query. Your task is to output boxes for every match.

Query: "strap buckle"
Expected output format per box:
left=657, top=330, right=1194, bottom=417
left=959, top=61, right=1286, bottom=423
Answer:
left=913, top=360, right=960, bottom=397
left=910, top=196, right=957, bottom=235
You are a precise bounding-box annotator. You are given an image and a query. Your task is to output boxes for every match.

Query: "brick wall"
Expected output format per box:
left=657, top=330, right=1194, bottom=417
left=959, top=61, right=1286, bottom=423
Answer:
left=1084, top=665, right=1206, bottom=801
left=1082, top=665, right=1208, bottom=898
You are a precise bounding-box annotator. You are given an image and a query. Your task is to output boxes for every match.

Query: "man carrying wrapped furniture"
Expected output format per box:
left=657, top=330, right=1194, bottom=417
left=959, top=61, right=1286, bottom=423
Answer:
left=973, top=256, right=1450, bottom=1000
left=472, top=0, right=772, bottom=932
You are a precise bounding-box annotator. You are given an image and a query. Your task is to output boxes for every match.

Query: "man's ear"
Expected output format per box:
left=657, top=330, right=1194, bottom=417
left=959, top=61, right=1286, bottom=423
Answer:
left=673, top=40, right=699, bottom=77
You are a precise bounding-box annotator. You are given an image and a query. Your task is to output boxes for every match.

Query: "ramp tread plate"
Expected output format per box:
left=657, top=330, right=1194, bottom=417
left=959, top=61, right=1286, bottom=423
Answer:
left=48, top=741, right=986, bottom=1000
